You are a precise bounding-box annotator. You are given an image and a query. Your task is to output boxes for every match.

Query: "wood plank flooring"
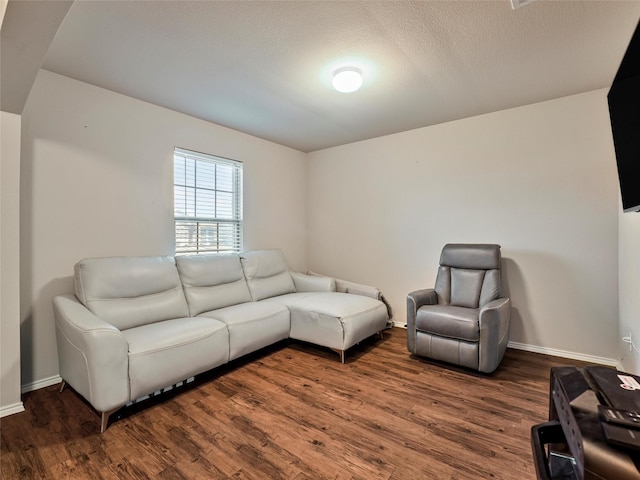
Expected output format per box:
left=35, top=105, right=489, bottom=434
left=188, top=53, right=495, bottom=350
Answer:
left=1, top=328, right=586, bottom=479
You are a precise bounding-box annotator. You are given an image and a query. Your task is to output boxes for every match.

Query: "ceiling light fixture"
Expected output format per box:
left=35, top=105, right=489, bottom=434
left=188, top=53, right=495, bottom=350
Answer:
left=332, top=67, right=363, bottom=93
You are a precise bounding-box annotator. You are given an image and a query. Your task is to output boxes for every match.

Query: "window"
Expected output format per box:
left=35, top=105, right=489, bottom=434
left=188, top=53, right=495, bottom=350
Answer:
left=173, top=148, right=243, bottom=255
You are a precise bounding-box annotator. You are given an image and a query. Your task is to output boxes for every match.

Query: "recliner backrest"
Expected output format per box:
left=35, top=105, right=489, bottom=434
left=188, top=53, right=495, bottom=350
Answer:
left=74, top=256, right=190, bottom=330
left=434, top=244, right=501, bottom=308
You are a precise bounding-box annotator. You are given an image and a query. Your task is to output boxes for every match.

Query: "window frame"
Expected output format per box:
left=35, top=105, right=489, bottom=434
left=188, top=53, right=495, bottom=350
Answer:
left=173, top=147, right=243, bottom=255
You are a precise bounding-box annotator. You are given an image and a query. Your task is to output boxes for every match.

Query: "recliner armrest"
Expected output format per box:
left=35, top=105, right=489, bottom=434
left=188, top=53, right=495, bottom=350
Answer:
left=53, top=294, right=129, bottom=413
left=478, top=297, right=511, bottom=373
left=407, top=289, right=438, bottom=311
left=479, top=297, right=511, bottom=333
left=406, top=289, right=438, bottom=352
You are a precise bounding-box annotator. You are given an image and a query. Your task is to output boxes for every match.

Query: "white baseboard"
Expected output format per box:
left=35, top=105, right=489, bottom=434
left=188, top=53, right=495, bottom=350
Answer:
left=391, top=322, right=618, bottom=366
left=0, top=374, right=59, bottom=416
left=0, top=401, right=25, bottom=418
left=506, top=341, right=618, bottom=366
left=21, top=374, right=62, bottom=394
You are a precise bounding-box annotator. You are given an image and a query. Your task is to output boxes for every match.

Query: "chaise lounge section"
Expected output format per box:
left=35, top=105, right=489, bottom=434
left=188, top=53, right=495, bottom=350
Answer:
left=53, top=249, right=389, bottom=431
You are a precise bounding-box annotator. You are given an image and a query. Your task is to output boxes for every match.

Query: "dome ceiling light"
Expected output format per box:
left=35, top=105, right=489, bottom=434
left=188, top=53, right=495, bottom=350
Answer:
left=332, top=67, right=363, bottom=93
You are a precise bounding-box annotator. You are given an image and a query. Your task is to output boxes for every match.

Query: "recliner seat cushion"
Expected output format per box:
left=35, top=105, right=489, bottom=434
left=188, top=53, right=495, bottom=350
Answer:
left=415, top=305, right=479, bottom=342
left=122, top=316, right=229, bottom=400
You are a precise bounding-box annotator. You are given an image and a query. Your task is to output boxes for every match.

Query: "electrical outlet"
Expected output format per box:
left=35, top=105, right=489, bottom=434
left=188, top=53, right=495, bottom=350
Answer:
left=623, top=332, right=633, bottom=352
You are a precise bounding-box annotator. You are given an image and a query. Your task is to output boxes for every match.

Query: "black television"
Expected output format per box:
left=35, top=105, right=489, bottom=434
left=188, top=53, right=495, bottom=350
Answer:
left=608, top=19, right=640, bottom=213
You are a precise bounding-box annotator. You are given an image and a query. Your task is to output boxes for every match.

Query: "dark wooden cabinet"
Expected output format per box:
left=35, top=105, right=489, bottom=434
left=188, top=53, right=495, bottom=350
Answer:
left=531, top=366, right=640, bottom=480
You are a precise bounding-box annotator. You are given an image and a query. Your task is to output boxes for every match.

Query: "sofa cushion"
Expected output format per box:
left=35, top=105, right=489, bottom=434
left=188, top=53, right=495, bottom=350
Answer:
left=122, top=316, right=229, bottom=400
left=240, top=249, right=296, bottom=301
left=263, top=292, right=388, bottom=351
left=74, top=256, right=189, bottom=331
left=176, top=254, right=252, bottom=316
left=199, top=302, right=290, bottom=361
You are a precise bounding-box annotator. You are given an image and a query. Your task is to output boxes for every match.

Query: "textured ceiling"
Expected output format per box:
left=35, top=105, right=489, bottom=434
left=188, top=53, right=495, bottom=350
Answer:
left=41, top=0, right=640, bottom=152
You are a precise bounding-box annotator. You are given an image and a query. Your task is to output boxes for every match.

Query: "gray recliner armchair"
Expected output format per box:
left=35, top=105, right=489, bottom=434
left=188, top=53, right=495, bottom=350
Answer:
left=406, top=244, right=511, bottom=373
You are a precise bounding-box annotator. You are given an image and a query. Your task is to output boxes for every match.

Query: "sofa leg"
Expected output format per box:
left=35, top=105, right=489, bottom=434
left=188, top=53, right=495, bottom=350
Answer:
left=331, top=348, right=345, bottom=364
left=100, top=407, right=119, bottom=433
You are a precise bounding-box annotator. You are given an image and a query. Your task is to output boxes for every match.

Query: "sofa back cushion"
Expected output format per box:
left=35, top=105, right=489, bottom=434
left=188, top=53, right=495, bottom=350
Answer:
left=240, top=249, right=296, bottom=301
left=176, top=254, right=252, bottom=315
left=74, top=256, right=189, bottom=331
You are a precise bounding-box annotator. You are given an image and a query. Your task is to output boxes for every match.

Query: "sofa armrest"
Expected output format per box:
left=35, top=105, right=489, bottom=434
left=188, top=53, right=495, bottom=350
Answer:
left=406, top=289, right=438, bottom=353
left=53, top=294, right=130, bottom=413
left=307, top=270, right=394, bottom=322
left=478, top=297, right=511, bottom=373
left=334, top=278, right=380, bottom=299
left=307, top=270, right=380, bottom=299
left=291, top=271, right=336, bottom=292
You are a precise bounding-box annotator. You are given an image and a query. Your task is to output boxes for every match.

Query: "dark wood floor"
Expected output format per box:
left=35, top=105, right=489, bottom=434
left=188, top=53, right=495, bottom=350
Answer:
left=1, top=328, right=586, bottom=479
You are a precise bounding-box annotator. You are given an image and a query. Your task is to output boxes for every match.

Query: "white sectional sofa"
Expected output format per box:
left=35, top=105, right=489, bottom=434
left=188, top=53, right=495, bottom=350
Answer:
left=53, top=249, right=390, bottom=432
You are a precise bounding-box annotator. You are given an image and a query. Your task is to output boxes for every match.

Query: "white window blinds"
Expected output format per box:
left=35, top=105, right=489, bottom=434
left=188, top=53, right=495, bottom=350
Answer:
left=174, top=148, right=243, bottom=255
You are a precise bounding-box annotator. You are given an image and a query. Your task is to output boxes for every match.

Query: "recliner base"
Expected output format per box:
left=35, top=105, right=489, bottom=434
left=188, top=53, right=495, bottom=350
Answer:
left=414, top=331, right=479, bottom=371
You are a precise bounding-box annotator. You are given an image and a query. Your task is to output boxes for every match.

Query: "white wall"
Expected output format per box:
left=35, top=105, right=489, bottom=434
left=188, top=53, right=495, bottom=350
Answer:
left=20, top=70, right=307, bottom=388
left=17, top=69, right=631, bottom=389
left=308, top=89, right=620, bottom=363
left=0, top=110, right=24, bottom=416
left=619, top=210, right=640, bottom=374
